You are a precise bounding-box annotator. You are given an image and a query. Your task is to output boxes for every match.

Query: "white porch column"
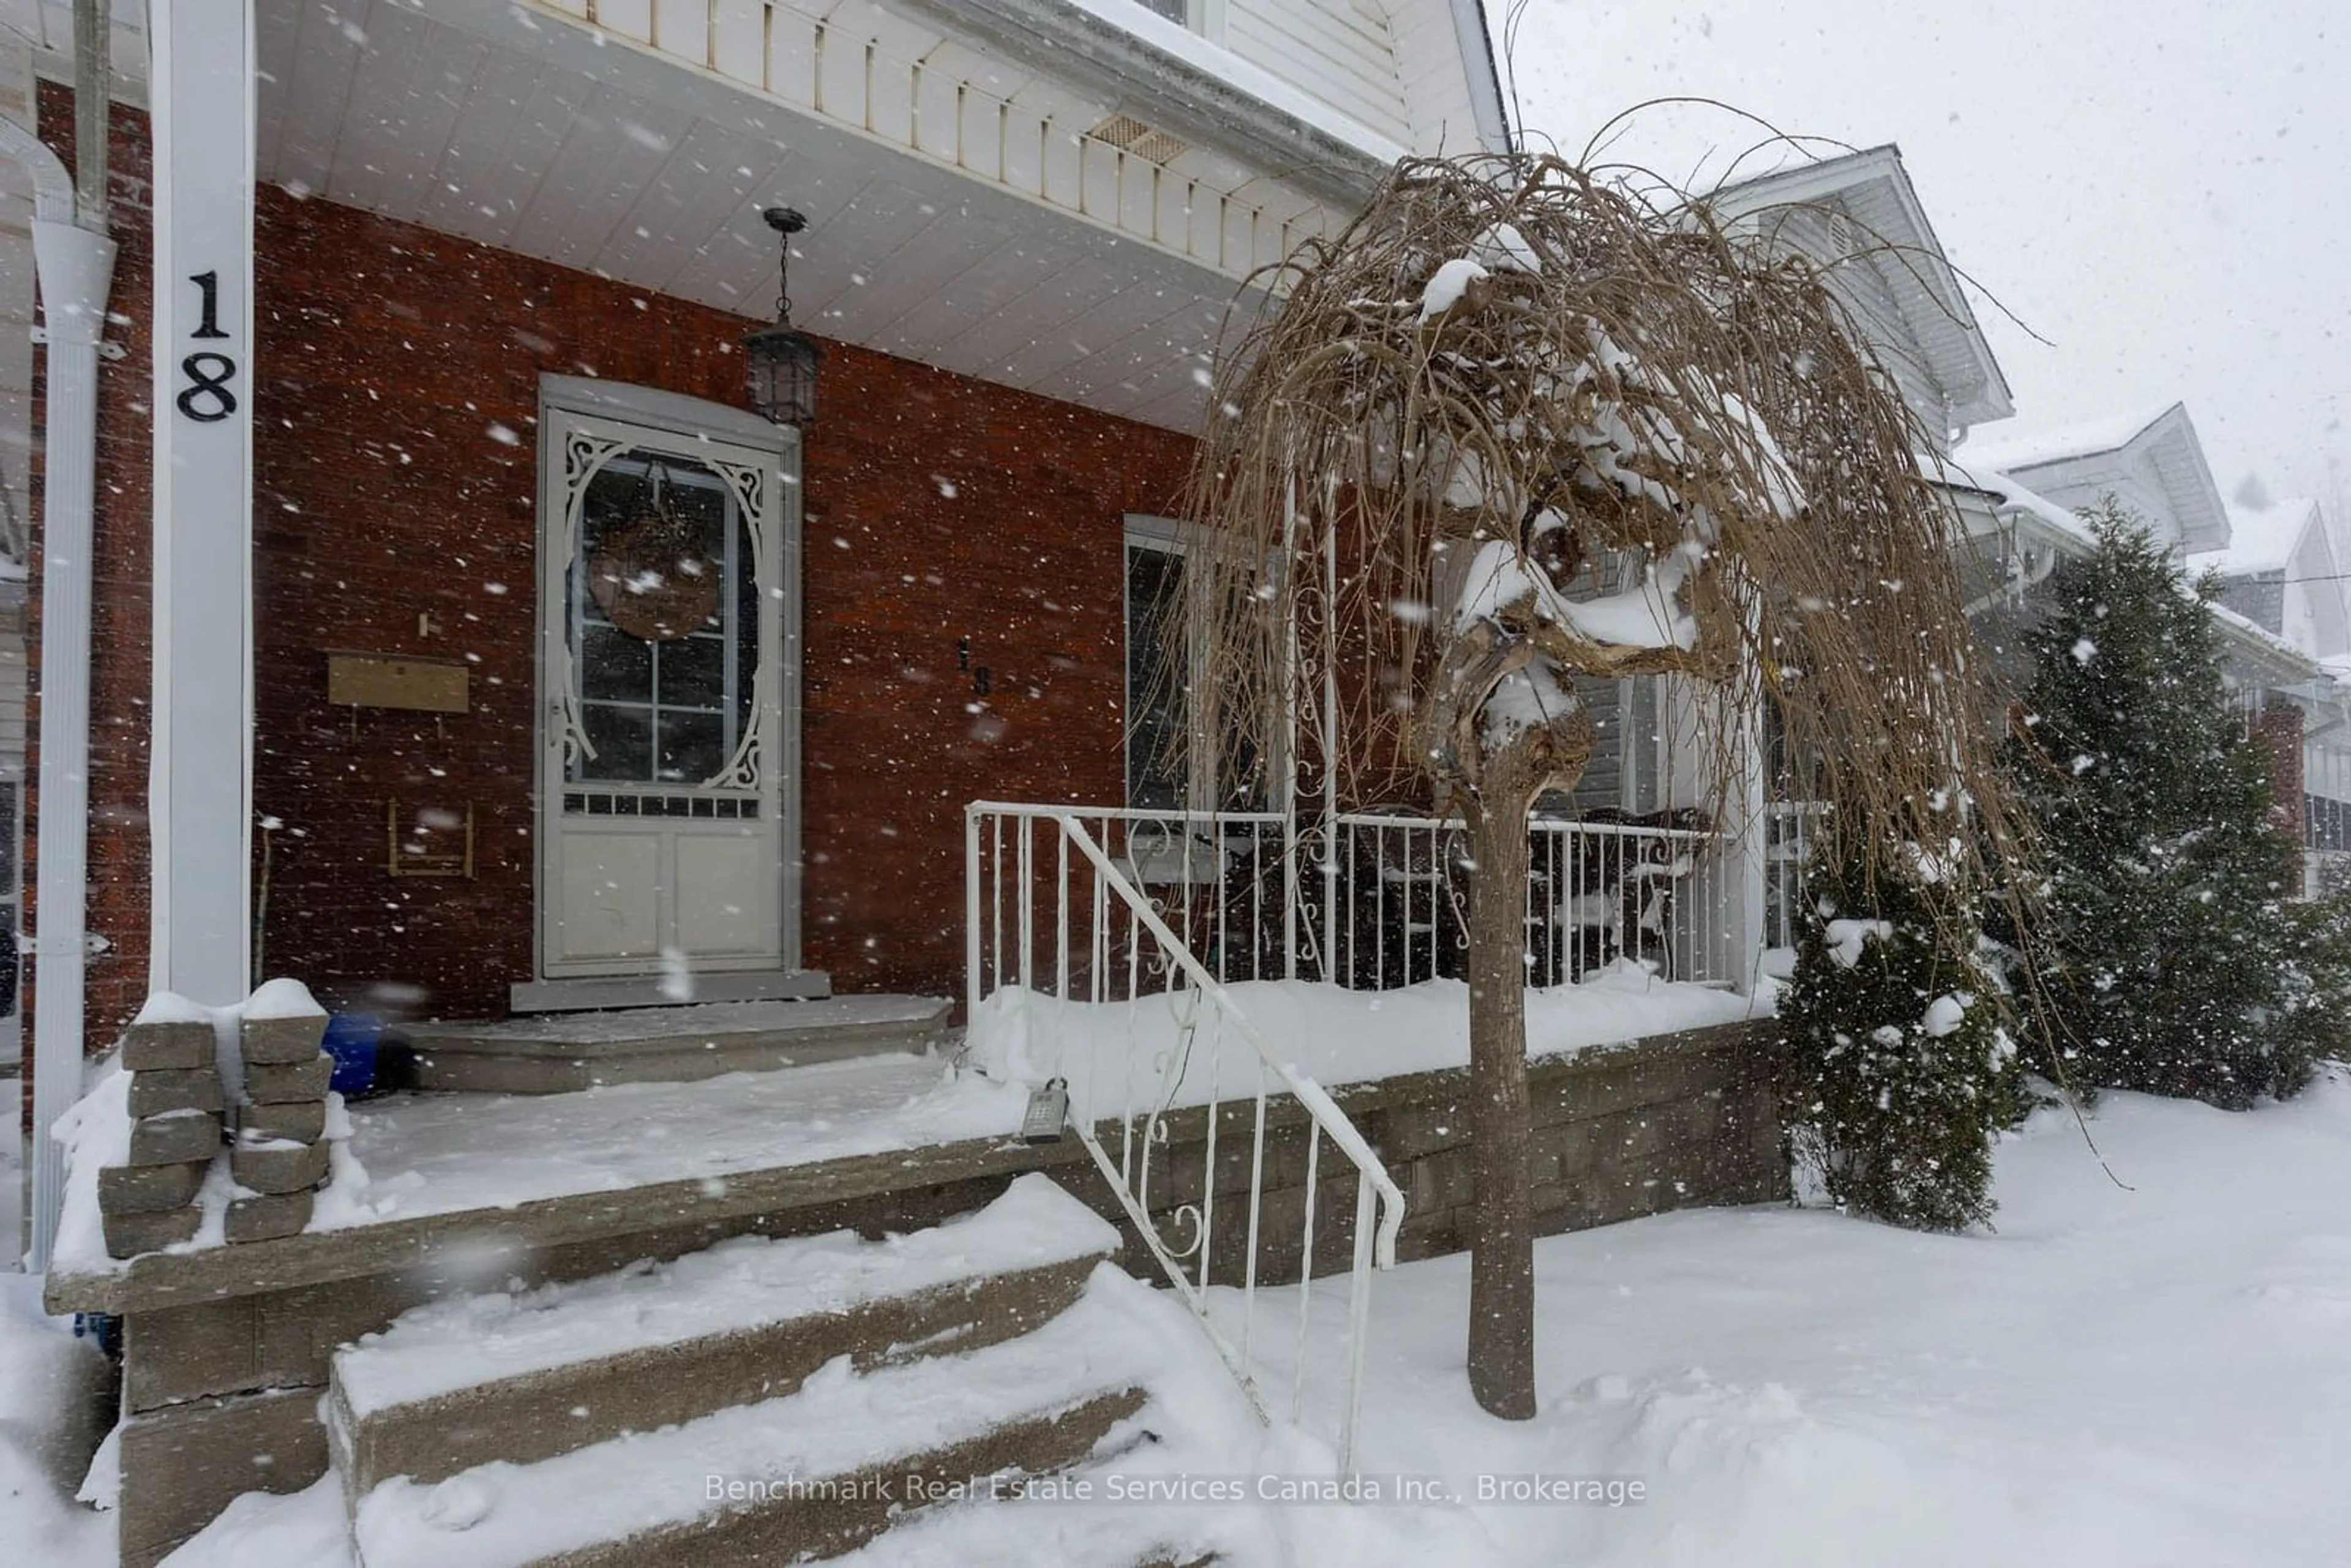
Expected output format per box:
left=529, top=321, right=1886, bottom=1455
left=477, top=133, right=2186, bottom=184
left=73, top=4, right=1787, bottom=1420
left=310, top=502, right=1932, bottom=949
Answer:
left=148, top=0, right=255, bottom=1004
left=6, top=89, right=111, bottom=1269
left=1666, top=673, right=1769, bottom=993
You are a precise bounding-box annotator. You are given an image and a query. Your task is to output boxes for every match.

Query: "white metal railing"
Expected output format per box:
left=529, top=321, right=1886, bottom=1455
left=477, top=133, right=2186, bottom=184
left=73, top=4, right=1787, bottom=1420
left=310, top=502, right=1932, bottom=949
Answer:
left=966, top=802, right=1404, bottom=1472
left=1330, top=809, right=1732, bottom=989
left=1764, top=800, right=1829, bottom=951
left=2305, top=847, right=2351, bottom=901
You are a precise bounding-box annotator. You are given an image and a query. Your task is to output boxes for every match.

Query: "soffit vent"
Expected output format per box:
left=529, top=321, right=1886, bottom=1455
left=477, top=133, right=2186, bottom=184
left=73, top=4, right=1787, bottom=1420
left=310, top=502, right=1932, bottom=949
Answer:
left=1090, top=113, right=1190, bottom=166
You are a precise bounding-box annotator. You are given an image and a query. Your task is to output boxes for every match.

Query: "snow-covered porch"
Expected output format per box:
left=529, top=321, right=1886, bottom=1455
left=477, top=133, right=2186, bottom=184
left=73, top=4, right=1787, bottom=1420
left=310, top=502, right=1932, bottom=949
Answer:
left=41, top=989, right=1780, bottom=1563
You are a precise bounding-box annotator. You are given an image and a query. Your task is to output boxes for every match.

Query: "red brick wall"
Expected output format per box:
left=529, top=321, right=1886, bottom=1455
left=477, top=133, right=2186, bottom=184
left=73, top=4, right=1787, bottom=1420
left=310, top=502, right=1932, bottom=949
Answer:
left=35, top=92, right=1192, bottom=1041
left=2252, top=700, right=2306, bottom=846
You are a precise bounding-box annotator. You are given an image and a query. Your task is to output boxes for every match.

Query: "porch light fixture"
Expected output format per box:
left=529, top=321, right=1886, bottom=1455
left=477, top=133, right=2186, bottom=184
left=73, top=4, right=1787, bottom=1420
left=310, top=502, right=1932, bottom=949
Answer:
left=744, top=206, right=821, bottom=427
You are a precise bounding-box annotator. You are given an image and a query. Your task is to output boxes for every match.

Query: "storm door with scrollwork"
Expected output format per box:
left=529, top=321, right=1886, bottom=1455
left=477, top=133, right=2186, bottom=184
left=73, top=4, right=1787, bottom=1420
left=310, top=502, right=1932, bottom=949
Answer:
left=536, top=399, right=796, bottom=980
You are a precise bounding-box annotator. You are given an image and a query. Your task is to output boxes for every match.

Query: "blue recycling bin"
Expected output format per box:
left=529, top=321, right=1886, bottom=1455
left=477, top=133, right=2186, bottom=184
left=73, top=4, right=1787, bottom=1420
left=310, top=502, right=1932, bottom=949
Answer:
left=321, top=1012, right=383, bottom=1098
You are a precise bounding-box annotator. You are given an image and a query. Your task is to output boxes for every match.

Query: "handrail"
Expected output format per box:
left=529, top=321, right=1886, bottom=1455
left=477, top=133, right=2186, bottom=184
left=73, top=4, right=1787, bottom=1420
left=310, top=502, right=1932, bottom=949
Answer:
left=1057, top=813, right=1408, bottom=1267
left=966, top=801, right=1405, bottom=1474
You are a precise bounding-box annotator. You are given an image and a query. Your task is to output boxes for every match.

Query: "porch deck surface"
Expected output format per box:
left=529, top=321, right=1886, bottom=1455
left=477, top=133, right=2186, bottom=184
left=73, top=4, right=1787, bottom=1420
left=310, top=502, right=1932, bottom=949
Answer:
left=405, top=996, right=945, bottom=1046
left=329, top=1049, right=1018, bottom=1220
left=394, top=996, right=956, bottom=1092
left=47, top=974, right=1769, bottom=1314
left=47, top=1051, right=1041, bottom=1310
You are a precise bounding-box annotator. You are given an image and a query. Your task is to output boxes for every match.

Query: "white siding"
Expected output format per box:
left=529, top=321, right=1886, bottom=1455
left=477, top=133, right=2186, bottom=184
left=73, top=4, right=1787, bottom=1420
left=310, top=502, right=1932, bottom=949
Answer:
left=1226, top=0, right=1412, bottom=146
left=501, top=0, right=1341, bottom=287
left=1769, top=206, right=1954, bottom=445
left=1385, top=0, right=1490, bottom=155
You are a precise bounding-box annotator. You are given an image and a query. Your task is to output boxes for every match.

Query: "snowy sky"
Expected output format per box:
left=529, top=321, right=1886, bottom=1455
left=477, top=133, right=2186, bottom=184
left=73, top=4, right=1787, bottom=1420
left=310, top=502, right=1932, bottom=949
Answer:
left=1492, top=0, right=2351, bottom=514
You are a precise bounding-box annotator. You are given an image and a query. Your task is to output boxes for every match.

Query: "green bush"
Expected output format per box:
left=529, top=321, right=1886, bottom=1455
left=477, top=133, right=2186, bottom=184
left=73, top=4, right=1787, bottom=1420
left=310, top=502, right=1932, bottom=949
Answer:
left=1780, top=851, right=2020, bottom=1232
left=2006, top=503, right=2309, bottom=1107
left=2271, top=894, right=2351, bottom=1082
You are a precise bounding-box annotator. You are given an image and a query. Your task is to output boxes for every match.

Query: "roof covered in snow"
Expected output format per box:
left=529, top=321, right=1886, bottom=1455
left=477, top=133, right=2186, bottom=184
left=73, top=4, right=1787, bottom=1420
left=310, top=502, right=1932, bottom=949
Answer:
left=1712, top=145, right=2014, bottom=440
left=2186, top=498, right=2349, bottom=661
left=1928, top=454, right=2093, bottom=547
left=1954, top=402, right=2229, bottom=555
left=2202, top=592, right=2323, bottom=680
left=2190, top=498, right=2321, bottom=578
left=1961, top=405, right=2180, bottom=473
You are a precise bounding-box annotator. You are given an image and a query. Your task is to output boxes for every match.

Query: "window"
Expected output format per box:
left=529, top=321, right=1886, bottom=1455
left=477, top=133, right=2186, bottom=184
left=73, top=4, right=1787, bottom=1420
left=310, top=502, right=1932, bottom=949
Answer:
left=1125, top=520, right=1193, bottom=811
left=1124, top=515, right=1271, bottom=811
left=568, top=456, right=757, bottom=788
left=1123, top=0, right=1223, bottom=36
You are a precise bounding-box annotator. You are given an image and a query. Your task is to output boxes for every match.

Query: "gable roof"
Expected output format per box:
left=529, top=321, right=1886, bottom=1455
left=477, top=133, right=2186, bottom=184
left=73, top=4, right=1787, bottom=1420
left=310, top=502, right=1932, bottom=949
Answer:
left=1711, top=145, right=2014, bottom=433
left=1958, top=401, right=2230, bottom=554
left=2191, top=498, right=2320, bottom=578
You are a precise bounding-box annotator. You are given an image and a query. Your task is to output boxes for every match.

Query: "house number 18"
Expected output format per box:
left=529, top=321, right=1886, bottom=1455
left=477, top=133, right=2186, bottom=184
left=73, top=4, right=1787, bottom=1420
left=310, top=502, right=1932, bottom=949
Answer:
left=177, top=269, right=238, bottom=424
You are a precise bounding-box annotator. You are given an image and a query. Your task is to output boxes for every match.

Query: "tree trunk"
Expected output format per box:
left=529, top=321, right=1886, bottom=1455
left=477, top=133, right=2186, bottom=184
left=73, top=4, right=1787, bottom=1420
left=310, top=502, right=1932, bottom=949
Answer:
left=1461, top=786, right=1538, bottom=1420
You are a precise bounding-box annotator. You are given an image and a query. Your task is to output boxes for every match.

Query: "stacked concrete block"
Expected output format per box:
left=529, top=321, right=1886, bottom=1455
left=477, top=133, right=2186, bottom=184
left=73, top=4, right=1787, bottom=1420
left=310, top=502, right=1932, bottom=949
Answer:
left=100, top=1015, right=225, bottom=1260
left=227, top=997, right=335, bottom=1244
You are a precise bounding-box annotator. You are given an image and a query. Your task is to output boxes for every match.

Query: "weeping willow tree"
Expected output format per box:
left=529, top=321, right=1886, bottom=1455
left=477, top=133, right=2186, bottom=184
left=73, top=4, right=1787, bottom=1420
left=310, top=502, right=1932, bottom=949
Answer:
left=1179, top=153, right=2025, bottom=1419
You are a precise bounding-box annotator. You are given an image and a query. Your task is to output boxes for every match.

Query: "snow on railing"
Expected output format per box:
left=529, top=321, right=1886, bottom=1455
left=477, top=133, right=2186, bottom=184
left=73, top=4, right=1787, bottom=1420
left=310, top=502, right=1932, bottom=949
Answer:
left=1330, top=809, right=1733, bottom=989
left=966, top=802, right=1403, bottom=1473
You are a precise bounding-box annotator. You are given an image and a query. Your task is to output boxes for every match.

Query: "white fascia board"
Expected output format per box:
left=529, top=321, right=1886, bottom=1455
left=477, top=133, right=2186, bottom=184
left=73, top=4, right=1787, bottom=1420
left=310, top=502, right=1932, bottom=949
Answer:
left=2141, top=408, right=2230, bottom=552
left=2208, top=599, right=2321, bottom=683
left=1449, top=0, right=1512, bottom=152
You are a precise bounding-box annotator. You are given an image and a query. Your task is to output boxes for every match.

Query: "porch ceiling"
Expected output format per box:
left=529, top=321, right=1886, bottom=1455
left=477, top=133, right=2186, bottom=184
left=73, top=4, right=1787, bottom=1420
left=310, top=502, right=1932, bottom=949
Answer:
left=256, top=0, right=1275, bottom=433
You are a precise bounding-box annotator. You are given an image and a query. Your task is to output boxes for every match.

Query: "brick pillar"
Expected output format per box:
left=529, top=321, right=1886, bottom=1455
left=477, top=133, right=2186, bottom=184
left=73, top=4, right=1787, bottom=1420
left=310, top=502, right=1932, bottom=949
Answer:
left=2252, top=702, right=2306, bottom=842
left=2252, top=701, right=2308, bottom=895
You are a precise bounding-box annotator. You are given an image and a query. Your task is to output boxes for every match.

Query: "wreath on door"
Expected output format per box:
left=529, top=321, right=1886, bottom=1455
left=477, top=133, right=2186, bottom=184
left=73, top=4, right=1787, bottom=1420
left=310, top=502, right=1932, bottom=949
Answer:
left=585, top=460, right=720, bottom=642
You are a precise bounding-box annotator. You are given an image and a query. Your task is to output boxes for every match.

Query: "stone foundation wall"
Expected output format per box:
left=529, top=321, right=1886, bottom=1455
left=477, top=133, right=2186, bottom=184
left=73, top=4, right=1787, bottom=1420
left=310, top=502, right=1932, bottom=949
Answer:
left=1116, top=1019, right=1784, bottom=1282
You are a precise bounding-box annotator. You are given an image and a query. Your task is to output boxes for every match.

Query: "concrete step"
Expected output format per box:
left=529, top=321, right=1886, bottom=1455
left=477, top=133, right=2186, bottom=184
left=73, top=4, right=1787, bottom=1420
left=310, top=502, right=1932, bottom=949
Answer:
left=327, top=1172, right=1120, bottom=1497
left=391, top=995, right=953, bottom=1093
left=826, top=1489, right=1224, bottom=1568
left=347, top=1268, right=1171, bottom=1568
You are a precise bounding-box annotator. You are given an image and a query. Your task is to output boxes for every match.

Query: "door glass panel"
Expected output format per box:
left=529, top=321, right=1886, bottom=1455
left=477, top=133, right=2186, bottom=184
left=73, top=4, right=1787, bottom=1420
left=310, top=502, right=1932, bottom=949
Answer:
left=659, top=634, right=725, bottom=710
left=569, top=452, right=752, bottom=786
left=657, top=711, right=726, bottom=782
left=582, top=704, right=653, bottom=779
left=580, top=623, right=652, bottom=703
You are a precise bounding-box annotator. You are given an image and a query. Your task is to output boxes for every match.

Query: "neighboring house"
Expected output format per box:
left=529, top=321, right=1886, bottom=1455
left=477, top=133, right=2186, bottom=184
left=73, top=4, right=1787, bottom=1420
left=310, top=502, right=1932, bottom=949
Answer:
left=2191, top=498, right=2346, bottom=659
left=1959, top=407, right=2351, bottom=894
left=2187, top=496, right=2351, bottom=891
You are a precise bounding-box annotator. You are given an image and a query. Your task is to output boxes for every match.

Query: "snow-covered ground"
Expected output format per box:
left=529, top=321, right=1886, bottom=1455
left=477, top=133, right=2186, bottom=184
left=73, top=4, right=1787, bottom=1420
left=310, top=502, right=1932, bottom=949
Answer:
left=14, top=1071, right=2351, bottom=1566
left=1303, top=1070, right=2351, bottom=1567
left=0, top=1131, right=113, bottom=1568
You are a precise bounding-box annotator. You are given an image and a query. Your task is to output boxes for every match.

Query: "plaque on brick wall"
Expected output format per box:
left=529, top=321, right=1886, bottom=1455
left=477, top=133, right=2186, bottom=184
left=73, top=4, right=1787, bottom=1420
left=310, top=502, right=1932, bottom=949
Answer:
left=328, top=652, right=470, bottom=714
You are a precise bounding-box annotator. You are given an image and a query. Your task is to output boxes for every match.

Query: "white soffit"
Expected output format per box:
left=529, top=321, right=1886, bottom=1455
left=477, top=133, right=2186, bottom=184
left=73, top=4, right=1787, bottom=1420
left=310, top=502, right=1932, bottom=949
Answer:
left=250, top=0, right=1307, bottom=433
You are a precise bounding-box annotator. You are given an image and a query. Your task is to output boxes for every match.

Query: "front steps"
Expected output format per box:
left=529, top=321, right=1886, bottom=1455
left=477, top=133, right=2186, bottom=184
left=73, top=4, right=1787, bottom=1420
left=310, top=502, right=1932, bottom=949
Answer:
left=391, top=996, right=953, bottom=1093
left=323, top=1174, right=1215, bottom=1566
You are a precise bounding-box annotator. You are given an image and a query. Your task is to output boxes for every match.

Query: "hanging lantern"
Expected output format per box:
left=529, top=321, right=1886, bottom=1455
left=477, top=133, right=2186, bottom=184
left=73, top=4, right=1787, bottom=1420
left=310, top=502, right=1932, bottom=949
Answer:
left=744, top=206, right=820, bottom=427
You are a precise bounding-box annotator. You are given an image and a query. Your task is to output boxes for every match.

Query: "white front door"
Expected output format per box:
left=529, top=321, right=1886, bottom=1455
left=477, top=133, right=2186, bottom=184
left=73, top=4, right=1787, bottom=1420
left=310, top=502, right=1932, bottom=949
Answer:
left=536, top=391, right=801, bottom=980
